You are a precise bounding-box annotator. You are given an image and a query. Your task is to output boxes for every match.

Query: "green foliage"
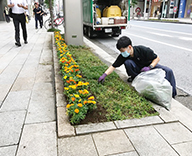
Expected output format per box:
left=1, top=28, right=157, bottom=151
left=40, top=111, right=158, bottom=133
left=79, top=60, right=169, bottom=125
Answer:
left=44, top=0, right=54, bottom=8
left=68, top=45, right=159, bottom=122
left=47, top=28, right=61, bottom=32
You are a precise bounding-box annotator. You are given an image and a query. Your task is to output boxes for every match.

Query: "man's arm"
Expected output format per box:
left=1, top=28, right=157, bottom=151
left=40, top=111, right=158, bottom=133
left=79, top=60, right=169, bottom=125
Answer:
left=105, top=65, right=115, bottom=75
left=8, top=3, right=14, bottom=8
left=17, top=4, right=28, bottom=10
left=150, top=56, right=160, bottom=68
left=98, top=65, right=115, bottom=83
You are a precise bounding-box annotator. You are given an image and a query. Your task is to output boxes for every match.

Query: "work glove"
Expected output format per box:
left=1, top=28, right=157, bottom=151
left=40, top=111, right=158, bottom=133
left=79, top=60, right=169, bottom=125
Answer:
left=98, top=73, right=107, bottom=83
left=141, top=66, right=151, bottom=72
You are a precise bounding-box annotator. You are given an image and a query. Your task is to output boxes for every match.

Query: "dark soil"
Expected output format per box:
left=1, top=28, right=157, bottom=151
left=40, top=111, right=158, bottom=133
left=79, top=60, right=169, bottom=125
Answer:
left=75, top=103, right=108, bottom=125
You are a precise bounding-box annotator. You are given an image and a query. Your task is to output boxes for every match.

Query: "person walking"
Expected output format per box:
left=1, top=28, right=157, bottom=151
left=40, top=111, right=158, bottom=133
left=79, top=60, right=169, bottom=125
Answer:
left=33, top=2, right=43, bottom=29
left=8, top=0, right=28, bottom=47
left=3, top=6, right=11, bottom=23
left=98, top=36, right=177, bottom=98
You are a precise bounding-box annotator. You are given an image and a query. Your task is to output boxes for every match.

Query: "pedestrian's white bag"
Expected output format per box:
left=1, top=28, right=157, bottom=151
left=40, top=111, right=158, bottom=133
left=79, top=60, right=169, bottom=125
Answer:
left=131, top=69, right=172, bottom=110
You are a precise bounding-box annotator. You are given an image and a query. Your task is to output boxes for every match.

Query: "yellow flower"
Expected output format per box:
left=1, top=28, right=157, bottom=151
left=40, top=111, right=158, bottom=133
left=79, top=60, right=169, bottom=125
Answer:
left=88, top=96, right=94, bottom=100
left=78, top=99, right=81, bottom=102
left=66, top=104, right=71, bottom=108
left=92, top=101, right=96, bottom=104
left=76, top=75, right=82, bottom=78
left=69, top=85, right=76, bottom=89
left=64, top=75, right=67, bottom=79
left=74, top=108, right=79, bottom=113
left=64, top=87, right=69, bottom=90
left=77, top=103, right=83, bottom=107
left=88, top=100, right=96, bottom=104
left=74, top=94, right=80, bottom=98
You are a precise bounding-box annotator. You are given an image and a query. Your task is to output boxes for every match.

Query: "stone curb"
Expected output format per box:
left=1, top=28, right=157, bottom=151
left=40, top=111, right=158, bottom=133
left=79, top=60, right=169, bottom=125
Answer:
left=51, top=33, right=187, bottom=138
left=52, top=33, right=75, bottom=138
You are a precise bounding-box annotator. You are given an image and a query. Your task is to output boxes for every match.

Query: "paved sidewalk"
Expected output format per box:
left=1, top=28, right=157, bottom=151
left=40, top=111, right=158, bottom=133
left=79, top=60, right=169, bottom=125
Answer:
left=0, top=17, right=192, bottom=156
left=0, top=19, right=57, bottom=156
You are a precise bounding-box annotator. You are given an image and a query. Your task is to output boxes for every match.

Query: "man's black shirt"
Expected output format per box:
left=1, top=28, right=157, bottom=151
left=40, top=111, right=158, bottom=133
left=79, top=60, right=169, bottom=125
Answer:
left=112, top=45, right=157, bottom=69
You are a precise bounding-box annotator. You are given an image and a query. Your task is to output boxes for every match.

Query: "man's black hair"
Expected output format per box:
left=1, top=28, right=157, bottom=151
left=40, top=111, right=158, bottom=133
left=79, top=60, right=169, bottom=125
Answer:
left=116, top=36, right=132, bottom=50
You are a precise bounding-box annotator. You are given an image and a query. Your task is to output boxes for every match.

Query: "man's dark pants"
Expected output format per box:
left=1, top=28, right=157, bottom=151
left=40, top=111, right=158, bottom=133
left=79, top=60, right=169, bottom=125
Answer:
left=35, top=16, right=42, bottom=28
left=124, top=59, right=177, bottom=98
left=13, top=13, right=27, bottom=43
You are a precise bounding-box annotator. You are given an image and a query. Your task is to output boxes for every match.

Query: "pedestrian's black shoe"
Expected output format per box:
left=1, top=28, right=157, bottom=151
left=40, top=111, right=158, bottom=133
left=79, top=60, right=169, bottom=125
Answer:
left=24, top=41, right=28, bottom=44
left=15, top=42, right=21, bottom=47
left=127, top=77, right=134, bottom=83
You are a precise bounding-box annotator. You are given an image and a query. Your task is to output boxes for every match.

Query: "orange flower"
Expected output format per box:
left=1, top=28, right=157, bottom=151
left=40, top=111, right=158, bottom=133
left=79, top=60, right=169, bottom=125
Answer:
left=88, top=96, right=94, bottom=100
left=83, top=101, right=87, bottom=105
left=71, top=97, right=75, bottom=101
left=77, top=103, right=83, bottom=107
left=74, top=108, right=79, bottom=113
left=66, top=104, right=71, bottom=108
left=75, top=69, right=79, bottom=72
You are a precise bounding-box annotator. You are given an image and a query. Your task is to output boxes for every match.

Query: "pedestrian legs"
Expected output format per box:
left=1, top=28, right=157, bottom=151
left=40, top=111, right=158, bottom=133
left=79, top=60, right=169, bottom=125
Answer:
left=13, top=18, right=20, bottom=43
left=20, top=14, right=27, bottom=42
left=35, top=17, right=42, bottom=28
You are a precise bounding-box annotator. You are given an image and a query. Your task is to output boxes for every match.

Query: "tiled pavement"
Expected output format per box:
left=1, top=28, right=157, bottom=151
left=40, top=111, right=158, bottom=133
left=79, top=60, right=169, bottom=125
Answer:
left=0, top=17, right=192, bottom=156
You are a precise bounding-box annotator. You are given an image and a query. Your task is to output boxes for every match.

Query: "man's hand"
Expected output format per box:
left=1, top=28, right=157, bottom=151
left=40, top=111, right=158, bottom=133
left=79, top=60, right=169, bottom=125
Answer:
left=98, top=73, right=107, bottom=83
left=9, top=3, right=15, bottom=7
left=17, top=4, right=23, bottom=8
left=141, top=66, right=151, bottom=72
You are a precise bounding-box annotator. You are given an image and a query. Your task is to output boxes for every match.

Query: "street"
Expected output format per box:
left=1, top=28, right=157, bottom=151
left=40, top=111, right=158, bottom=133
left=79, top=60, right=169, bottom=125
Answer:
left=89, top=20, right=192, bottom=109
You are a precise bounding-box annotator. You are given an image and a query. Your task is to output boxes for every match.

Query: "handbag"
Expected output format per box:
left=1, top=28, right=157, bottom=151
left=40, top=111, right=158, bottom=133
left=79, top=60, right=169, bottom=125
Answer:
left=25, top=15, right=29, bottom=23
left=9, top=8, right=13, bottom=18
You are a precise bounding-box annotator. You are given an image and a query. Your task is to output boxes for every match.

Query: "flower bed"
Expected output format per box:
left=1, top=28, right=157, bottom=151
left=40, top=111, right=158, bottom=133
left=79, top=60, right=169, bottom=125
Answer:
left=54, top=31, right=159, bottom=125
left=54, top=32, right=96, bottom=124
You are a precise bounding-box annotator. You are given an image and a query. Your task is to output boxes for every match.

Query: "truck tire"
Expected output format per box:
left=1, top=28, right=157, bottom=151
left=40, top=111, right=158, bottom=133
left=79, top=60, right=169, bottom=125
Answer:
left=88, top=27, right=94, bottom=38
left=112, top=28, right=121, bottom=37
left=112, top=34, right=119, bottom=37
left=83, top=26, right=87, bottom=36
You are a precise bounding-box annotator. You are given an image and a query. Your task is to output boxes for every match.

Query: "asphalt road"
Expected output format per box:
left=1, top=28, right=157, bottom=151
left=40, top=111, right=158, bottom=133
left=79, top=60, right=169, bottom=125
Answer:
left=89, top=20, right=192, bottom=110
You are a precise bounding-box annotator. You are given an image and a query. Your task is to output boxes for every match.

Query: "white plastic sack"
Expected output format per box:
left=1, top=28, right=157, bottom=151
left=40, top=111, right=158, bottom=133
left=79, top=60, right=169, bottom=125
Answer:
left=131, top=69, right=172, bottom=110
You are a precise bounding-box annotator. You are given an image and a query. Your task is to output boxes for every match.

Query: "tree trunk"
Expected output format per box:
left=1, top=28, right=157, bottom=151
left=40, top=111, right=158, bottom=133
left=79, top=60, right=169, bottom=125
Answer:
left=49, top=0, right=54, bottom=28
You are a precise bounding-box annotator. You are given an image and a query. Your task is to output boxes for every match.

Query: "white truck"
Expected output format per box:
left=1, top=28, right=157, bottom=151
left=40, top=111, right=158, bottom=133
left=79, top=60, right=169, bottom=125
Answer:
left=83, top=0, right=128, bottom=38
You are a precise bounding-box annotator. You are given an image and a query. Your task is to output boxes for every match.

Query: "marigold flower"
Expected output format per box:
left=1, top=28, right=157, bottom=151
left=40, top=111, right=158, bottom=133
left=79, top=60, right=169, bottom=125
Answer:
left=71, top=97, right=75, bottom=101
left=76, top=75, right=82, bottom=78
left=75, top=69, right=79, bottom=72
left=88, top=96, right=94, bottom=100
left=74, top=94, right=80, bottom=98
left=64, top=87, right=69, bottom=90
left=87, top=101, right=96, bottom=104
left=77, top=103, right=83, bottom=107
left=66, top=104, right=71, bottom=108
left=83, top=101, right=87, bottom=105
left=64, top=76, right=67, bottom=79
left=74, top=108, right=79, bottom=113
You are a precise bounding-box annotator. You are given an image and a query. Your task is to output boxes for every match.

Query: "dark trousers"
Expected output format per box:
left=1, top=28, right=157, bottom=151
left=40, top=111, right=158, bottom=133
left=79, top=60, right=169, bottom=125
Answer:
left=13, top=13, right=27, bottom=43
left=35, top=17, right=42, bottom=28
left=5, top=15, right=10, bottom=23
left=124, top=59, right=177, bottom=97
